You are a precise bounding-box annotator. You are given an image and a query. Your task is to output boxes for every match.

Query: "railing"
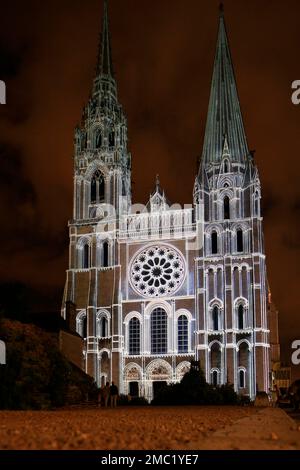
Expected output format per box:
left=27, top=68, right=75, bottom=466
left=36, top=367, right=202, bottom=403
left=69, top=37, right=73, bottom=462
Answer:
left=119, top=224, right=197, bottom=240
left=119, top=209, right=196, bottom=240
left=70, top=209, right=197, bottom=240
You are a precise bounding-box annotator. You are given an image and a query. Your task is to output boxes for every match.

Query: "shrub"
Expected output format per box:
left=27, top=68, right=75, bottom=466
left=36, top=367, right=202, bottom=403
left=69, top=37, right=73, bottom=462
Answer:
left=118, top=394, right=149, bottom=406
left=151, top=363, right=238, bottom=406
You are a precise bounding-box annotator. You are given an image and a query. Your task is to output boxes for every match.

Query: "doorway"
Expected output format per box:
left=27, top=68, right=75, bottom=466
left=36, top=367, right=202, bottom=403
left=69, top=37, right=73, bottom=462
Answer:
left=129, top=382, right=139, bottom=398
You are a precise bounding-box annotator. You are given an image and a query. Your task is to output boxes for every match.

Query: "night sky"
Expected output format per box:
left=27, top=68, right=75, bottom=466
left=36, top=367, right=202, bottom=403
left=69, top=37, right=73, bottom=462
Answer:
left=0, top=0, right=299, bottom=371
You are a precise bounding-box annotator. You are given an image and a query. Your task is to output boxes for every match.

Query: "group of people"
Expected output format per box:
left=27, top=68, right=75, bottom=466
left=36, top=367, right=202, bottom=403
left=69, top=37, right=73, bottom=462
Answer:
left=98, top=381, right=119, bottom=408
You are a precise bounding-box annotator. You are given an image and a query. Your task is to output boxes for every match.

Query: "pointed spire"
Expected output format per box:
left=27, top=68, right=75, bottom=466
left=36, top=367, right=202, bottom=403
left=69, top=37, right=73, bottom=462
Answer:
left=156, top=174, right=161, bottom=191
left=147, top=175, right=171, bottom=212
left=150, top=174, right=163, bottom=197
left=97, top=0, right=114, bottom=77
left=222, top=135, right=230, bottom=156
left=200, top=7, right=249, bottom=167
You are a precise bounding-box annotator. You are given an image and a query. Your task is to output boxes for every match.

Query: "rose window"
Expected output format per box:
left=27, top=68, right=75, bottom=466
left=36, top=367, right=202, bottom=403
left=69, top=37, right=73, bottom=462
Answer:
left=130, top=245, right=185, bottom=297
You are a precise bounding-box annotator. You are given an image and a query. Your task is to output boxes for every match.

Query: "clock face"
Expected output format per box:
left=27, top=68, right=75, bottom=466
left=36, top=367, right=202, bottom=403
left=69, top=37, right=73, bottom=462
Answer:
left=130, top=245, right=186, bottom=298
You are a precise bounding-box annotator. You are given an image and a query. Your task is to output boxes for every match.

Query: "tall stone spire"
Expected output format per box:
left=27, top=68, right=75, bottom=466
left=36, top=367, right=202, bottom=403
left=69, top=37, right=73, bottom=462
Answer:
left=201, top=6, right=249, bottom=166
left=96, top=0, right=114, bottom=77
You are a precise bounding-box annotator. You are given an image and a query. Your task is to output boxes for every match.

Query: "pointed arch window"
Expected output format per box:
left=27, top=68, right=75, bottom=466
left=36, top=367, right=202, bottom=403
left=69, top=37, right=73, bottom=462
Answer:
left=178, top=315, right=188, bottom=353
left=96, top=312, right=110, bottom=338
left=238, top=343, right=250, bottom=390
left=129, top=317, right=140, bottom=355
left=210, top=343, right=222, bottom=371
left=91, top=178, right=97, bottom=204
left=100, top=317, right=108, bottom=338
left=224, top=196, right=230, bottom=220
left=95, top=129, right=102, bottom=149
left=224, top=160, right=229, bottom=173
left=77, top=312, right=87, bottom=338
left=238, top=305, right=244, bottom=330
left=109, top=131, right=115, bottom=147
left=81, top=132, right=87, bottom=151
left=83, top=243, right=89, bottom=269
left=151, top=308, right=167, bottom=354
left=91, top=170, right=105, bottom=204
left=103, top=241, right=109, bottom=267
left=211, top=231, right=218, bottom=255
left=237, top=229, right=244, bottom=253
left=212, top=306, right=219, bottom=331
left=211, top=370, right=219, bottom=387
left=82, top=316, right=87, bottom=338
left=239, top=369, right=246, bottom=388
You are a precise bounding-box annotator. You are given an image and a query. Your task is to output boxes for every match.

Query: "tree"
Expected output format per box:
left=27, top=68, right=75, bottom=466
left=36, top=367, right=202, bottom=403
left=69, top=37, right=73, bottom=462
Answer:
left=0, top=318, right=96, bottom=409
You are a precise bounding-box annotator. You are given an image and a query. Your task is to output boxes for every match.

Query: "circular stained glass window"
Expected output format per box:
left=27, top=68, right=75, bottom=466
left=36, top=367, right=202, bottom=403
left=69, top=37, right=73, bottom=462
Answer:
left=130, top=245, right=186, bottom=298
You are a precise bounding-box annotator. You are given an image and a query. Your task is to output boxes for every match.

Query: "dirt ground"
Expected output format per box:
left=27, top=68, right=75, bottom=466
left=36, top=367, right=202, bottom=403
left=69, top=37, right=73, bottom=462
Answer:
left=0, top=406, right=299, bottom=450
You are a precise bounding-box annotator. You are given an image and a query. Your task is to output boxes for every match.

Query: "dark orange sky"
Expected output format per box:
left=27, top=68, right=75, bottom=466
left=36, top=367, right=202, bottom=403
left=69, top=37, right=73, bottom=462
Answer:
left=0, top=0, right=300, bottom=371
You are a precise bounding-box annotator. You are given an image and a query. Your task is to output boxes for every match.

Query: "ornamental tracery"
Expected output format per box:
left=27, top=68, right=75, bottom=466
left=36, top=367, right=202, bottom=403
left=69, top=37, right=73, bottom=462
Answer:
left=130, top=245, right=185, bottom=298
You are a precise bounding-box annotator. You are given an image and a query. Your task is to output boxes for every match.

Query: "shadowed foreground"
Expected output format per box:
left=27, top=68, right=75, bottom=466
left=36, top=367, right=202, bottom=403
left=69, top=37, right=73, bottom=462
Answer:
left=0, top=406, right=299, bottom=450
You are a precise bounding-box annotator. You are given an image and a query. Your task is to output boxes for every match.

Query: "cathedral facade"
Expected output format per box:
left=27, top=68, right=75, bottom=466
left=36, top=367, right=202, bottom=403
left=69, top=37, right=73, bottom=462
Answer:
left=60, top=1, right=279, bottom=401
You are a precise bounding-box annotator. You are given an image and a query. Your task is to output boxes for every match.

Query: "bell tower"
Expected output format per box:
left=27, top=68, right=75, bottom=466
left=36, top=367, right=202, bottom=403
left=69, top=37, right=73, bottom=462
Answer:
left=194, top=6, right=270, bottom=397
left=73, top=0, right=131, bottom=222
left=62, top=0, right=131, bottom=384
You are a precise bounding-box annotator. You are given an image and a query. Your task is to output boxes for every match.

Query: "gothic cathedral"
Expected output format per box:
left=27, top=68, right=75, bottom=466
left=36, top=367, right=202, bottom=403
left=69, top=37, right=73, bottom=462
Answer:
left=60, top=1, right=280, bottom=401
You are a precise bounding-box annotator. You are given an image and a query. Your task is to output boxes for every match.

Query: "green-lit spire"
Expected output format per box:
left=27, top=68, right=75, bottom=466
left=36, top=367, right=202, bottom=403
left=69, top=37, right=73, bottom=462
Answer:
left=97, top=0, right=114, bottom=77
left=201, top=7, right=249, bottom=166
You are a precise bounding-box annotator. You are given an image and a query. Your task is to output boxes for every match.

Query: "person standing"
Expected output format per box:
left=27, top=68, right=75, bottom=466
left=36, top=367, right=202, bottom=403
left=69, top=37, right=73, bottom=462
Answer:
left=272, top=384, right=279, bottom=407
left=110, top=382, right=119, bottom=408
left=97, top=384, right=105, bottom=408
left=102, top=382, right=110, bottom=408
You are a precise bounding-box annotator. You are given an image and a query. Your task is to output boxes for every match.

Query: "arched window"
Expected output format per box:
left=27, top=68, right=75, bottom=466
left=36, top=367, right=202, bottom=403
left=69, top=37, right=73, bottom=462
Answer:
left=95, top=129, right=102, bottom=149
left=239, top=369, right=245, bottom=388
left=91, top=178, right=97, bottom=204
left=99, top=176, right=105, bottom=202
left=109, top=131, right=115, bottom=147
left=129, top=318, right=140, bottom=355
left=224, top=160, right=229, bottom=173
left=101, top=351, right=110, bottom=380
left=82, top=316, right=87, bottom=338
left=103, top=241, right=109, bottom=267
left=83, top=243, right=89, bottom=269
left=211, top=370, right=219, bottom=387
left=151, top=308, right=167, bottom=354
left=178, top=315, right=188, bottom=353
left=238, top=343, right=249, bottom=390
left=96, top=313, right=110, bottom=338
left=237, top=229, right=244, bottom=253
left=77, top=313, right=87, bottom=338
left=100, top=317, right=108, bottom=338
left=211, top=231, right=218, bottom=255
left=238, top=305, right=244, bottom=330
left=81, top=132, right=87, bottom=151
left=212, top=306, right=219, bottom=331
left=210, top=343, right=221, bottom=372
left=224, top=196, right=230, bottom=220
left=91, top=170, right=105, bottom=204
